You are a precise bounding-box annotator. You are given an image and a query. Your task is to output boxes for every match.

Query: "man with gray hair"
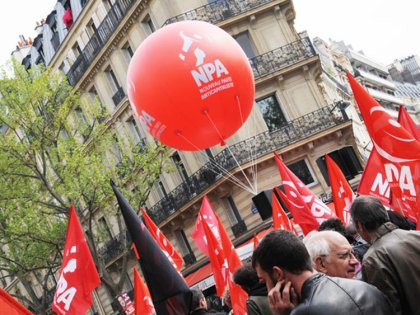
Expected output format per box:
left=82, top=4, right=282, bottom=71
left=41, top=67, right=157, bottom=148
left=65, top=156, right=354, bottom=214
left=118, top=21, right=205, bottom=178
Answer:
left=350, top=195, right=420, bottom=315
left=303, top=230, right=359, bottom=279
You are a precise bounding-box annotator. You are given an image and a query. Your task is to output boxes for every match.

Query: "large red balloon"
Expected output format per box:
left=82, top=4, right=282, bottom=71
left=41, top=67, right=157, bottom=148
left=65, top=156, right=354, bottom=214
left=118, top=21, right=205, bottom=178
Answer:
left=127, top=21, right=255, bottom=151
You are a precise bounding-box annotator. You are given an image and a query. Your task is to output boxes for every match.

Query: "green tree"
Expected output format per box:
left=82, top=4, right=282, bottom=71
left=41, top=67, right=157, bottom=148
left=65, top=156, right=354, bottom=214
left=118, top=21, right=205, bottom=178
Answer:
left=0, top=61, right=170, bottom=314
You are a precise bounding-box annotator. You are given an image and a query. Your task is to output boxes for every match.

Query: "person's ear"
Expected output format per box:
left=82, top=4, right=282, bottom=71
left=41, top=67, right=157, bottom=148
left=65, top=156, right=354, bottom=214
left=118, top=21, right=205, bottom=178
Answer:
left=272, top=266, right=284, bottom=281
left=314, top=256, right=328, bottom=273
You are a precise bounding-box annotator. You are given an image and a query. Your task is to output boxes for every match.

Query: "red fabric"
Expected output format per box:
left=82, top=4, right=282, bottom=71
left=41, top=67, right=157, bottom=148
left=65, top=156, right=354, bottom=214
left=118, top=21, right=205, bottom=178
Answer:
left=274, top=152, right=333, bottom=234
left=134, top=268, right=154, bottom=315
left=347, top=72, right=420, bottom=222
left=0, top=288, right=32, bottom=315
left=191, top=196, right=219, bottom=256
left=215, top=215, right=248, bottom=314
left=141, top=207, right=183, bottom=271
left=52, top=205, right=100, bottom=315
left=398, top=105, right=420, bottom=140
left=325, top=154, right=354, bottom=225
left=202, top=219, right=227, bottom=296
left=62, top=8, right=73, bottom=29
left=253, top=233, right=259, bottom=250
left=272, top=189, right=296, bottom=233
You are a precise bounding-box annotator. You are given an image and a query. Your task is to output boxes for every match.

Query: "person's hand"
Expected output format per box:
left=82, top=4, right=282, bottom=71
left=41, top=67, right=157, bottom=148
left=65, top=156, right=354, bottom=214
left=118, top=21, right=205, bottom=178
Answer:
left=268, top=280, right=297, bottom=315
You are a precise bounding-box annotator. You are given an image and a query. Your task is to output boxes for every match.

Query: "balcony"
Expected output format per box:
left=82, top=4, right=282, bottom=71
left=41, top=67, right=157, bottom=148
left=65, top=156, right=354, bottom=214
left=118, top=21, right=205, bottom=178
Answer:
left=149, top=105, right=349, bottom=224
left=367, top=88, right=402, bottom=105
left=250, top=37, right=316, bottom=81
left=98, top=232, right=128, bottom=263
left=163, top=0, right=274, bottom=26
left=67, top=0, right=135, bottom=86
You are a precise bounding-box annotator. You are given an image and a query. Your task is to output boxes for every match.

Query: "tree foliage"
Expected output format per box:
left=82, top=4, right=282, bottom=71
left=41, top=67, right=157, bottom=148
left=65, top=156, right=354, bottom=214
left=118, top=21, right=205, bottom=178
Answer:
left=0, top=61, right=170, bottom=313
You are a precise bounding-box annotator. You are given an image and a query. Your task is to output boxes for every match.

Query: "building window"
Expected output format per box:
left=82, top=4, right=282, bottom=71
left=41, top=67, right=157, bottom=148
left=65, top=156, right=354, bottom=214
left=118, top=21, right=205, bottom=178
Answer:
left=110, top=136, right=122, bottom=165
left=287, top=159, right=316, bottom=186
left=256, top=94, right=288, bottom=132
left=142, top=15, right=155, bottom=35
left=172, top=152, right=189, bottom=182
left=316, top=146, right=363, bottom=186
left=86, top=19, right=97, bottom=38
left=72, top=42, right=82, bottom=60
left=154, top=179, right=168, bottom=200
left=221, top=196, right=242, bottom=226
left=127, top=116, right=145, bottom=147
left=234, top=32, right=256, bottom=58
left=174, top=229, right=196, bottom=264
left=122, top=42, right=134, bottom=64
left=105, top=66, right=120, bottom=93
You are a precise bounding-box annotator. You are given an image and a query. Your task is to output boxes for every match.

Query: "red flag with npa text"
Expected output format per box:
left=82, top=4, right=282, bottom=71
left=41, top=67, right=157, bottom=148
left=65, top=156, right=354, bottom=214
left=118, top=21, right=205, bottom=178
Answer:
left=52, top=205, right=100, bottom=315
left=134, top=268, right=154, bottom=315
left=274, top=152, right=333, bottom=234
left=348, top=72, right=420, bottom=222
left=325, top=154, right=354, bottom=225
left=141, top=207, right=183, bottom=271
left=191, top=196, right=220, bottom=256
left=275, top=189, right=300, bottom=235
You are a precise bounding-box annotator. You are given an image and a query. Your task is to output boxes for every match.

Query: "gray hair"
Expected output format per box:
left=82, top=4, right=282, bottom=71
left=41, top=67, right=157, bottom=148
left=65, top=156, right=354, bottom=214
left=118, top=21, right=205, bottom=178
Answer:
left=303, top=231, right=340, bottom=265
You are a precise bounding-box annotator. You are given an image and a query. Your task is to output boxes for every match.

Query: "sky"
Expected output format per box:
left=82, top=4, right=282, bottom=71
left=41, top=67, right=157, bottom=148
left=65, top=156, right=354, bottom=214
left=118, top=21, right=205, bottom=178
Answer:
left=293, top=0, right=420, bottom=66
left=0, top=0, right=419, bottom=67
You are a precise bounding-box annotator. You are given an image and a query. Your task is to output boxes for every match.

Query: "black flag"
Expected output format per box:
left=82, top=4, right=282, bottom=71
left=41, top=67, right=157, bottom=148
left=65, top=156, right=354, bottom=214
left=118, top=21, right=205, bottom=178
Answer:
left=110, top=180, right=191, bottom=315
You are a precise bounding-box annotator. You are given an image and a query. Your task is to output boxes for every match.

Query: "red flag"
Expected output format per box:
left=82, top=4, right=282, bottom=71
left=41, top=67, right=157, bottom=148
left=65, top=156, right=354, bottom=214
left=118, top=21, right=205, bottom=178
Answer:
left=134, top=268, right=154, bottom=315
left=272, top=188, right=295, bottom=231
left=274, top=152, right=333, bottom=234
left=325, top=154, right=355, bottom=225
left=141, top=207, right=183, bottom=271
left=52, top=205, right=100, bottom=315
left=202, top=218, right=228, bottom=296
left=215, top=215, right=248, bottom=315
left=253, top=233, right=259, bottom=250
left=348, top=72, right=420, bottom=221
left=0, top=288, right=32, bottom=315
left=398, top=105, right=420, bottom=141
left=191, top=196, right=219, bottom=256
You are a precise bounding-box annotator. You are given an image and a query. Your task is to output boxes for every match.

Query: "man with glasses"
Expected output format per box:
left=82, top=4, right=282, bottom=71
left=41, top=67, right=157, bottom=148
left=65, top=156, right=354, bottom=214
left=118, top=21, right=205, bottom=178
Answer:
left=303, top=230, right=360, bottom=279
left=252, top=230, right=394, bottom=315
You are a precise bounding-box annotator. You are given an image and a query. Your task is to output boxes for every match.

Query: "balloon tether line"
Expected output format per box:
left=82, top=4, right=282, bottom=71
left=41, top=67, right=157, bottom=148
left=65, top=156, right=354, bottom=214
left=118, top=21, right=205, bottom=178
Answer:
left=202, top=110, right=257, bottom=195
left=175, top=132, right=257, bottom=195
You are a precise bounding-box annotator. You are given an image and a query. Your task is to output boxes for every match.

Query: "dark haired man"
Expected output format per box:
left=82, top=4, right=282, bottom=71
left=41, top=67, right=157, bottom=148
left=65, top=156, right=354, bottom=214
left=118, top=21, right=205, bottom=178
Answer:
left=350, top=195, right=420, bottom=315
left=189, top=289, right=226, bottom=315
left=252, top=229, right=394, bottom=315
left=233, top=264, right=272, bottom=315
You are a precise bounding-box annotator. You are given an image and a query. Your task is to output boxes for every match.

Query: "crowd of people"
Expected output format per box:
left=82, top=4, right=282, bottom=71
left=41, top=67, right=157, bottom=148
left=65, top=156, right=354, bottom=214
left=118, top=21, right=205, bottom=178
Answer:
left=191, top=195, right=420, bottom=315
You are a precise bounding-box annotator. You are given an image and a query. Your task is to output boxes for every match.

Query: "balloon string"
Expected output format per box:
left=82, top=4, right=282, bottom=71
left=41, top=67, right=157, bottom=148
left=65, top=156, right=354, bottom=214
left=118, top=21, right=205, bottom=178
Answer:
left=235, top=96, right=258, bottom=194
left=175, top=132, right=257, bottom=195
left=202, top=110, right=257, bottom=195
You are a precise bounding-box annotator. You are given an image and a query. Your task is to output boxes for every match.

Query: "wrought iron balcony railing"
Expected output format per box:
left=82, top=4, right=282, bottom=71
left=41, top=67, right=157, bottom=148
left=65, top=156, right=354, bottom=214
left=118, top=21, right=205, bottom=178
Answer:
left=148, top=105, right=349, bottom=224
left=98, top=232, right=128, bottom=263
left=163, top=0, right=274, bottom=26
left=67, top=0, right=135, bottom=86
left=250, top=37, right=316, bottom=81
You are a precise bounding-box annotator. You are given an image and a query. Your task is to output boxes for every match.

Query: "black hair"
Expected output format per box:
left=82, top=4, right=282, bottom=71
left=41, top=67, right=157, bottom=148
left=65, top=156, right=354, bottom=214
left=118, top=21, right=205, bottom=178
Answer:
left=318, top=217, right=356, bottom=244
left=350, top=196, right=389, bottom=231
left=190, top=289, right=205, bottom=312
left=252, top=230, right=313, bottom=274
left=233, top=264, right=259, bottom=293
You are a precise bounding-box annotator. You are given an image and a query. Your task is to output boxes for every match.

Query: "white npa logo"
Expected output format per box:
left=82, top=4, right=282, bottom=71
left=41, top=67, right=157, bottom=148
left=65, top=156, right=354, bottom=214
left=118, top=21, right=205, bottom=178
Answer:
left=179, top=31, right=234, bottom=99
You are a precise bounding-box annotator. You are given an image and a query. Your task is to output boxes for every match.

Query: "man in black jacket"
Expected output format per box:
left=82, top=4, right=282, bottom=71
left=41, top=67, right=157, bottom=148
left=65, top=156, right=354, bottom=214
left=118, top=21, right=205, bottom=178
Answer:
left=252, top=230, right=394, bottom=315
